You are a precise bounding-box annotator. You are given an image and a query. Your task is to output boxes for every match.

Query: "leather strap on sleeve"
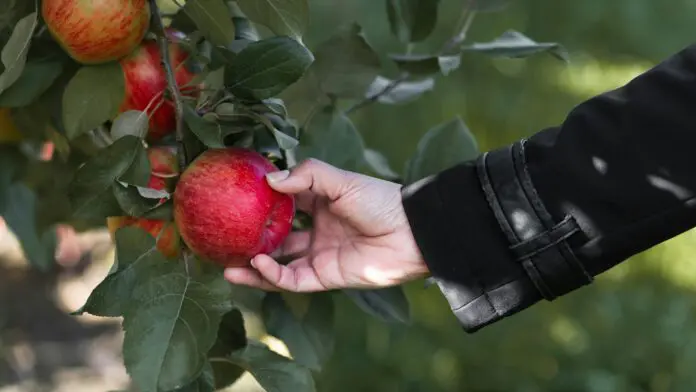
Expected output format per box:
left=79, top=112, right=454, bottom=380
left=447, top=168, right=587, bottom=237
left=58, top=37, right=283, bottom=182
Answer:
left=478, top=140, right=593, bottom=300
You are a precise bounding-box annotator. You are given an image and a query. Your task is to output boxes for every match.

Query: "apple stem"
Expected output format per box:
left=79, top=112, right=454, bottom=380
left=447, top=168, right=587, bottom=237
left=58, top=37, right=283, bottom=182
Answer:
left=148, top=0, right=187, bottom=171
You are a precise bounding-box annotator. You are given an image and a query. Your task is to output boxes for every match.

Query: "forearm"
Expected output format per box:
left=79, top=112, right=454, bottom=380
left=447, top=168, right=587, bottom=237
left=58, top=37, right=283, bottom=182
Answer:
left=402, top=43, right=696, bottom=332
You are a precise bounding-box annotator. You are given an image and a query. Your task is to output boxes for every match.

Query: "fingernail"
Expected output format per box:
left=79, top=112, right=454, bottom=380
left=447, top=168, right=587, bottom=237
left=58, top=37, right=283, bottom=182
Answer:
left=266, top=170, right=290, bottom=183
left=250, top=257, right=258, bottom=269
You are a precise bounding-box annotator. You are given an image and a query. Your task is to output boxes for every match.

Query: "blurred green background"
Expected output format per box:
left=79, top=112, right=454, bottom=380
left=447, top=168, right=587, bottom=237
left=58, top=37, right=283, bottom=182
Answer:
left=5, top=0, right=696, bottom=391
left=305, top=1, right=696, bottom=392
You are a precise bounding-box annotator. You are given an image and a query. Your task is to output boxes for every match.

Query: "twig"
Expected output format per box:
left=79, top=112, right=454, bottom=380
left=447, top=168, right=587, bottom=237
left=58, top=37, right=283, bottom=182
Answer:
left=345, top=73, right=409, bottom=115
left=148, top=0, right=187, bottom=170
left=442, top=6, right=477, bottom=52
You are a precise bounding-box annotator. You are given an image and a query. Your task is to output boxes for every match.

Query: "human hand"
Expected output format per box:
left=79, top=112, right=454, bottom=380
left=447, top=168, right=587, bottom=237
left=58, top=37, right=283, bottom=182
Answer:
left=223, top=159, right=429, bottom=292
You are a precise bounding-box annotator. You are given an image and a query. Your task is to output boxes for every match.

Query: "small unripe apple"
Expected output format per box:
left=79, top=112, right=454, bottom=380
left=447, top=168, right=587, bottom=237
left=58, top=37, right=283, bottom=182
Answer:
left=107, top=147, right=180, bottom=258
left=173, top=148, right=295, bottom=268
left=118, top=31, right=199, bottom=142
left=42, top=0, right=150, bottom=64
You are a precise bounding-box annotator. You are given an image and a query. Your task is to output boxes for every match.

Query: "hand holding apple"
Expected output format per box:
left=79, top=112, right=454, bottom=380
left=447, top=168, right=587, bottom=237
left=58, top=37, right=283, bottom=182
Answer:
left=223, top=159, right=429, bottom=292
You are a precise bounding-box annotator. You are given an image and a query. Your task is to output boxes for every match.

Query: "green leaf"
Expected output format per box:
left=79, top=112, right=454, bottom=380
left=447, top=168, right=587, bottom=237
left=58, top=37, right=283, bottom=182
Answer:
left=310, top=23, right=381, bottom=99
left=0, top=59, right=64, bottom=107
left=364, top=76, right=434, bottom=105
left=68, top=136, right=147, bottom=221
left=119, top=142, right=151, bottom=187
left=245, top=110, right=299, bottom=150
left=209, top=309, right=247, bottom=390
left=0, top=11, right=37, bottom=94
left=215, top=340, right=316, bottom=392
left=183, top=0, right=236, bottom=46
left=344, top=287, right=411, bottom=324
left=112, top=182, right=168, bottom=217
left=236, top=0, right=309, bottom=42
left=262, top=292, right=335, bottom=372
left=233, top=16, right=261, bottom=41
left=389, top=53, right=461, bottom=76
left=258, top=98, right=288, bottom=118
left=111, top=110, right=149, bottom=140
left=470, top=0, right=512, bottom=12
left=141, top=198, right=174, bottom=221
left=462, top=30, right=569, bottom=62
left=1, top=183, right=56, bottom=271
left=386, top=0, right=440, bottom=43
left=363, top=148, right=400, bottom=180
left=184, top=105, right=226, bottom=148
left=62, top=62, right=126, bottom=139
left=79, top=227, right=169, bottom=317
left=175, top=362, right=216, bottom=392
left=122, top=264, right=233, bottom=392
left=225, top=36, right=314, bottom=100
left=296, top=105, right=365, bottom=171
left=404, top=116, right=479, bottom=184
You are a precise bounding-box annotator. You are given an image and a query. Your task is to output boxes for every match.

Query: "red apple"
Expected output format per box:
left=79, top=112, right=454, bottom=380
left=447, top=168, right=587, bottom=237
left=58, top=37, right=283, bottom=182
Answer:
left=173, top=148, right=296, bottom=268
left=42, top=0, right=150, bottom=65
left=118, top=31, right=199, bottom=142
left=107, top=146, right=180, bottom=259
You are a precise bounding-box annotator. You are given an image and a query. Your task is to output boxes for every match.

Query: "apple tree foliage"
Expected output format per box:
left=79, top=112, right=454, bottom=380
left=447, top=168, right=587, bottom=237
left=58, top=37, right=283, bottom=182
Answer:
left=0, top=0, right=568, bottom=391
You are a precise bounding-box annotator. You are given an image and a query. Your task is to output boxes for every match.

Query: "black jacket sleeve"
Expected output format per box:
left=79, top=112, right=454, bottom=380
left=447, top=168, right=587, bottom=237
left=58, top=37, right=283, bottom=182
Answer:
left=401, top=42, right=696, bottom=333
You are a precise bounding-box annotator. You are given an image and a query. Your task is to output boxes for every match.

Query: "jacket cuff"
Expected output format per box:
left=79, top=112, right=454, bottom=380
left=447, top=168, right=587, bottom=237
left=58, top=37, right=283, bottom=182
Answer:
left=401, top=140, right=593, bottom=332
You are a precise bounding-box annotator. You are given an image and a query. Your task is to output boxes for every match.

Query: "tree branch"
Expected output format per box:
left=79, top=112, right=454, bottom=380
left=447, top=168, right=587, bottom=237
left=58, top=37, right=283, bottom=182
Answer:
left=148, top=0, right=187, bottom=170
left=148, top=0, right=194, bottom=265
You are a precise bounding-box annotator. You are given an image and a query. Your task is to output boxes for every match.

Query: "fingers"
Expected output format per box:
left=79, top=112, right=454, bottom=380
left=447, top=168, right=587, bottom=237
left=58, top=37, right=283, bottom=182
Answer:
left=223, top=267, right=280, bottom=291
left=266, top=159, right=349, bottom=201
left=272, top=231, right=312, bottom=258
left=224, top=254, right=328, bottom=292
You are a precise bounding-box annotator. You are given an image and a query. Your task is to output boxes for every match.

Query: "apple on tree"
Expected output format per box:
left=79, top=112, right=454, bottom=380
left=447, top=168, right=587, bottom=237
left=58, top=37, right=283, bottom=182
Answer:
left=174, top=148, right=296, bottom=268
left=118, top=30, right=199, bottom=142
left=42, top=0, right=151, bottom=65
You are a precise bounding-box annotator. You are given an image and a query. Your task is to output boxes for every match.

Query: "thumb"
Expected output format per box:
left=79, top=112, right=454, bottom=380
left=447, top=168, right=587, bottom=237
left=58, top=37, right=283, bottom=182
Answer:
left=266, top=159, right=349, bottom=200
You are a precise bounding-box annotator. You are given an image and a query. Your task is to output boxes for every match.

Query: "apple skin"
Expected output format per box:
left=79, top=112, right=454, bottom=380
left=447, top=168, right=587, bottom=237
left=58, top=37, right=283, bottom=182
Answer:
left=107, top=147, right=180, bottom=259
left=118, top=31, right=199, bottom=142
left=42, top=0, right=150, bottom=65
left=173, top=148, right=296, bottom=268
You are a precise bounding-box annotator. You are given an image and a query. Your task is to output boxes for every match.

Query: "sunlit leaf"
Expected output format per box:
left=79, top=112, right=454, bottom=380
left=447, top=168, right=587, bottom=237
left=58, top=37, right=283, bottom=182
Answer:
left=463, top=30, right=569, bottom=62
left=237, top=0, right=309, bottom=42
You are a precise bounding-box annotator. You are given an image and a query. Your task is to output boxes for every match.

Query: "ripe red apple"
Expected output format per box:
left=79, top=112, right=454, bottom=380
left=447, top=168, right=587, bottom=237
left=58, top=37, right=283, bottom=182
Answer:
left=42, top=0, right=150, bottom=64
left=107, top=146, right=180, bottom=259
left=173, top=148, right=295, bottom=268
left=118, top=30, right=199, bottom=142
